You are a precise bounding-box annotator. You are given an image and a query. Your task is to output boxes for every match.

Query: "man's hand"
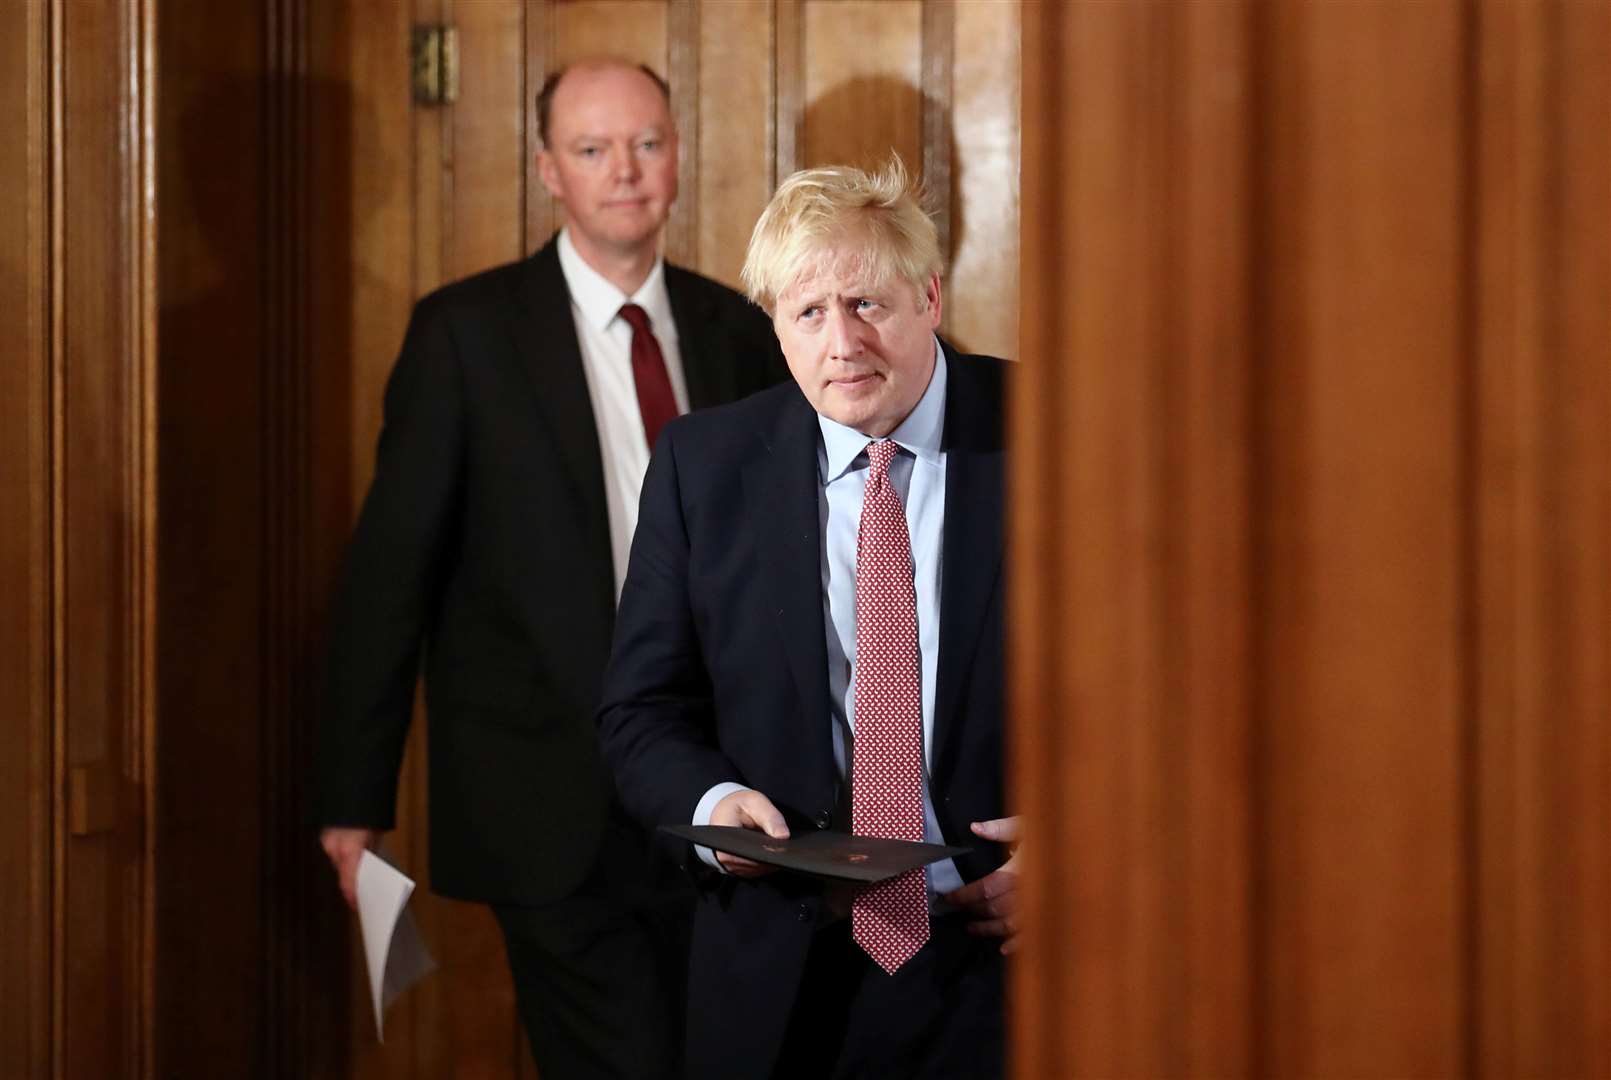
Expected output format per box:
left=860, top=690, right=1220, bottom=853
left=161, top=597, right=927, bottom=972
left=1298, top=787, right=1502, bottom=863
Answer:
left=320, top=826, right=380, bottom=910
left=709, top=789, right=790, bottom=877
left=943, top=816, right=1022, bottom=955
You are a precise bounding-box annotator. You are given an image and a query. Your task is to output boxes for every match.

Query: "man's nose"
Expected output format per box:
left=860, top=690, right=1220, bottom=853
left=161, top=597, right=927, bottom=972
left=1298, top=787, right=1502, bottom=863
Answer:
left=825, top=307, right=866, bottom=360
left=611, top=144, right=641, bottom=182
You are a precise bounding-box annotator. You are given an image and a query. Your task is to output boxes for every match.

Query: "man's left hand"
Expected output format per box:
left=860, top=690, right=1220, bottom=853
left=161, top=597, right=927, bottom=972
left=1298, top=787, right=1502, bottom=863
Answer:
left=942, top=815, right=1022, bottom=955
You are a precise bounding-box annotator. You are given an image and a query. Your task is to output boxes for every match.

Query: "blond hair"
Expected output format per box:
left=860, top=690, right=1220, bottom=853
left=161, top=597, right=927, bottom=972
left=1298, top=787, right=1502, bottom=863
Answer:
left=740, top=156, right=941, bottom=314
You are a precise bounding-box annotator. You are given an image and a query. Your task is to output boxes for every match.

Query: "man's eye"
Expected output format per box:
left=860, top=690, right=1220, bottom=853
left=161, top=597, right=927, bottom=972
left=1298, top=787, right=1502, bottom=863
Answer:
left=639, top=139, right=661, bottom=152
left=577, top=146, right=601, bottom=158
left=854, top=298, right=877, bottom=312
left=798, top=305, right=823, bottom=321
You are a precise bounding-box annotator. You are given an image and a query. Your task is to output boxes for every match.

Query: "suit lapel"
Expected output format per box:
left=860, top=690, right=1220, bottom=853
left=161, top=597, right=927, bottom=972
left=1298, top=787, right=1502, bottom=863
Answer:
left=504, top=242, right=612, bottom=543
left=665, top=265, right=726, bottom=409
left=742, top=390, right=833, bottom=765
left=933, top=346, right=1005, bottom=783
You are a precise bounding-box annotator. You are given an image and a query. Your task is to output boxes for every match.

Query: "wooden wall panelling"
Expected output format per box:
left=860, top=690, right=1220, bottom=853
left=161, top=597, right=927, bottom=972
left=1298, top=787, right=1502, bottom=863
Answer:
left=919, top=0, right=953, bottom=293
left=57, top=0, right=158, bottom=1073
left=1254, top=5, right=1468, bottom=1074
left=945, top=0, right=1019, bottom=359
left=524, top=0, right=554, bottom=255
left=0, top=0, right=163, bottom=1070
left=1016, top=0, right=1611, bottom=1075
left=773, top=0, right=804, bottom=185
left=1014, top=3, right=1254, bottom=1075
left=800, top=0, right=923, bottom=174
left=1474, top=2, right=1611, bottom=1075
left=154, top=0, right=275, bottom=1070
left=664, top=0, right=700, bottom=270
left=696, top=0, right=774, bottom=288
left=450, top=0, right=527, bottom=281
left=0, top=0, right=56, bottom=1073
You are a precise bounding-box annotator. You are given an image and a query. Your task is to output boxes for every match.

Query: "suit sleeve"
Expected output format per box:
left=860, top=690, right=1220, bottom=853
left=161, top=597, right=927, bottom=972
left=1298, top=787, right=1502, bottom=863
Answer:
left=597, top=428, right=744, bottom=831
left=315, top=297, right=464, bottom=828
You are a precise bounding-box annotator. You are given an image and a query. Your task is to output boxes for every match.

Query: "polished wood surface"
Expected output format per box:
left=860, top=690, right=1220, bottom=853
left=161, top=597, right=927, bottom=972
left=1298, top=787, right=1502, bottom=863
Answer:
left=1, top=0, right=159, bottom=1074
left=0, top=3, right=57, bottom=1074
left=1015, top=1, right=1611, bottom=1075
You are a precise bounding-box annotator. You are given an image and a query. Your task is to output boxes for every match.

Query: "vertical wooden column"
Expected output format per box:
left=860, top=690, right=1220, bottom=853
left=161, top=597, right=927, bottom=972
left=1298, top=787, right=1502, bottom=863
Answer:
left=1014, top=1, right=1611, bottom=1075
left=0, top=0, right=158, bottom=1074
left=0, top=2, right=59, bottom=1073
left=1014, top=3, right=1253, bottom=1075
left=1472, top=3, right=1611, bottom=1075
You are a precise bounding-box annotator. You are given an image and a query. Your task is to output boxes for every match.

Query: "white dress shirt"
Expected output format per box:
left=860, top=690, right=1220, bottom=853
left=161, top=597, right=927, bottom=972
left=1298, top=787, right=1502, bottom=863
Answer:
left=695, top=339, right=963, bottom=901
left=556, top=228, right=690, bottom=598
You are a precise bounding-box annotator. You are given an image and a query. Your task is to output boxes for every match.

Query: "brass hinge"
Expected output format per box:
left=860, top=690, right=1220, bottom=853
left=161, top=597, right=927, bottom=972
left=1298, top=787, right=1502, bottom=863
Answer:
left=412, top=25, right=459, bottom=106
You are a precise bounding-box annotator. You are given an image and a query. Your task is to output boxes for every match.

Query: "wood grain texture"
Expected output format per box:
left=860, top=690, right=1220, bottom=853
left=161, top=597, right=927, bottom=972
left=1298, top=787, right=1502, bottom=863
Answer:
left=1016, top=0, right=1611, bottom=1075
left=0, top=0, right=56, bottom=1073
left=450, top=0, right=527, bottom=280
left=773, top=0, right=803, bottom=184
left=945, top=0, right=1018, bottom=359
left=801, top=0, right=923, bottom=173
left=1254, top=5, right=1468, bottom=1075
left=57, top=0, right=155, bottom=1072
left=696, top=0, right=773, bottom=289
left=1015, top=3, right=1254, bottom=1074
left=664, top=0, right=700, bottom=269
left=1474, top=3, right=1611, bottom=1075
left=154, top=1, right=271, bottom=1071
left=524, top=0, right=555, bottom=254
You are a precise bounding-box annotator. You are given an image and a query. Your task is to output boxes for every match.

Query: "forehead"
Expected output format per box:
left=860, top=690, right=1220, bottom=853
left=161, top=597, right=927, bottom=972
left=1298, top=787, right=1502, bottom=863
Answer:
left=780, top=246, right=888, bottom=298
left=550, top=65, right=670, bottom=133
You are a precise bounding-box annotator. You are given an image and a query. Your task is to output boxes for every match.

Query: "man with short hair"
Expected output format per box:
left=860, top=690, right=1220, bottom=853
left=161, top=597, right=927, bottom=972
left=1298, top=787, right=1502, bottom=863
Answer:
left=316, top=58, right=783, bottom=1076
left=599, top=159, right=1019, bottom=1078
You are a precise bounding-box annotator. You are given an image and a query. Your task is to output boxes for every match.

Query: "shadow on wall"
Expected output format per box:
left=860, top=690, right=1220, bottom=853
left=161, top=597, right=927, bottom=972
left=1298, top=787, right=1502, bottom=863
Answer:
left=800, top=75, right=967, bottom=350
left=157, top=66, right=366, bottom=1076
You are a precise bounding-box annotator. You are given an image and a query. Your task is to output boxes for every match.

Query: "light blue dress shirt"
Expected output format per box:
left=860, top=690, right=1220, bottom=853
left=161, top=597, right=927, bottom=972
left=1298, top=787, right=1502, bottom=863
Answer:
left=695, top=338, right=962, bottom=899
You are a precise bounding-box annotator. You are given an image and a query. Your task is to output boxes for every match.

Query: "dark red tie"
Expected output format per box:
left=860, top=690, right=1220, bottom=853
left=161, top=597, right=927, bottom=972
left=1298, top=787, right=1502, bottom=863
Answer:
left=618, top=303, right=678, bottom=448
left=850, top=439, right=930, bottom=974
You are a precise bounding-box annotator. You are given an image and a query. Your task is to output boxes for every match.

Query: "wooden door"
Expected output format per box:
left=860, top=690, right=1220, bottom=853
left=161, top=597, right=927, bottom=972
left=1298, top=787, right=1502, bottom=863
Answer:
left=1013, top=2, right=1611, bottom=1075
left=1, top=0, right=158, bottom=1075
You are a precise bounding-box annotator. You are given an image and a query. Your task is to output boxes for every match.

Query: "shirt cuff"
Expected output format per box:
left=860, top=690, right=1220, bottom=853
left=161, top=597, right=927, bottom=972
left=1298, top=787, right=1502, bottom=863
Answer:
left=692, top=782, right=752, bottom=872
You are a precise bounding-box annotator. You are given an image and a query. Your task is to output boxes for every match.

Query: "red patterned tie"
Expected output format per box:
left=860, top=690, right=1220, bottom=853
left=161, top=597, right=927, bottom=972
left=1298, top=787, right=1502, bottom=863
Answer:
left=851, top=439, right=930, bottom=974
left=618, top=303, right=678, bottom=448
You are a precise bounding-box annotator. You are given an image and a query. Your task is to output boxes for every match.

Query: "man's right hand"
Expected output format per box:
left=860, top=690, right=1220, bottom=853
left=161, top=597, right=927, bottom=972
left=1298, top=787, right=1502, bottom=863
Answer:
left=709, top=790, right=789, bottom=877
left=320, top=827, right=380, bottom=910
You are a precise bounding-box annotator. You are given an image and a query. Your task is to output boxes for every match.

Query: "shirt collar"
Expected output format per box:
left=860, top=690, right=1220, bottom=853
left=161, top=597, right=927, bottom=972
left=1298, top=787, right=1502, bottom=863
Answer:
left=818, top=337, right=947, bottom=484
left=556, top=227, right=676, bottom=340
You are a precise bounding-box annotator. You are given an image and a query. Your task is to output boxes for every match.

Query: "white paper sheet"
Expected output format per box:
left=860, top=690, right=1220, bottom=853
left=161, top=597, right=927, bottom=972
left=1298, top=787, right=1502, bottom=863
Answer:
left=356, top=848, right=436, bottom=1041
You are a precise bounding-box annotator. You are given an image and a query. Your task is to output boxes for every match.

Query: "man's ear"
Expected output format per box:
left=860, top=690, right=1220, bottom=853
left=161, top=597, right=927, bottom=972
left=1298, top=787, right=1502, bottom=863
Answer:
left=537, top=149, right=561, bottom=200
left=924, top=273, right=943, bottom=329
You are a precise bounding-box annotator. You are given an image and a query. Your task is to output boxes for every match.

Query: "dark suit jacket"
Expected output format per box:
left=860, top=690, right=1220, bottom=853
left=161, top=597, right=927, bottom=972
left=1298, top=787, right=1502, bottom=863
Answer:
left=316, top=238, right=785, bottom=905
left=597, top=343, right=1008, bottom=1075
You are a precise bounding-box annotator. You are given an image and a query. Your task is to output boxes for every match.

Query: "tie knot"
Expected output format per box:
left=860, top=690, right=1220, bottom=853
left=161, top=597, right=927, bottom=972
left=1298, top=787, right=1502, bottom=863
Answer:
left=618, top=303, right=652, bottom=334
left=865, top=439, right=902, bottom=480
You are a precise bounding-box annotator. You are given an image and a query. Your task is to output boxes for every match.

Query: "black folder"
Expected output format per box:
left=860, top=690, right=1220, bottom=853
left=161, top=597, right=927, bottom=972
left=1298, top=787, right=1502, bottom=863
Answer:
left=659, top=824, right=969, bottom=883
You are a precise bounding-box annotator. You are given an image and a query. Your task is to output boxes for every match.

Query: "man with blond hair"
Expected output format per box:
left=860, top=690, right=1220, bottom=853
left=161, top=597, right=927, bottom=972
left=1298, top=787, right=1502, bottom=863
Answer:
left=599, top=158, right=1018, bottom=1078
left=316, top=58, right=782, bottom=1075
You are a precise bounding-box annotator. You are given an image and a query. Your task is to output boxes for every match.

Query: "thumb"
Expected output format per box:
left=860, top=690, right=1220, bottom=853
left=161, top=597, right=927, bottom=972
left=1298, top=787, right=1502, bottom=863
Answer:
left=747, top=795, right=790, bottom=839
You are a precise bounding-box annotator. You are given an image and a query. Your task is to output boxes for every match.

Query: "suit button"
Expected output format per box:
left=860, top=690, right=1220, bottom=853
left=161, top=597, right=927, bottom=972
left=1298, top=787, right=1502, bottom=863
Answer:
left=797, top=903, right=813, bottom=923
left=814, top=811, right=831, bottom=829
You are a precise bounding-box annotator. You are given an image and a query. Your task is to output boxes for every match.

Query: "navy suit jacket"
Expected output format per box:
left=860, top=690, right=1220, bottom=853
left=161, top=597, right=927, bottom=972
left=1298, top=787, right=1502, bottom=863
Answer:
left=598, top=342, right=1008, bottom=1075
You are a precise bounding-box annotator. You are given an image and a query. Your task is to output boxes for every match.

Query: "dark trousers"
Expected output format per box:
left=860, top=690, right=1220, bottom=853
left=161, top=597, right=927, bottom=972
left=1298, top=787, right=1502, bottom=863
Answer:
left=771, top=913, right=1005, bottom=1080
left=492, top=813, right=692, bottom=1079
